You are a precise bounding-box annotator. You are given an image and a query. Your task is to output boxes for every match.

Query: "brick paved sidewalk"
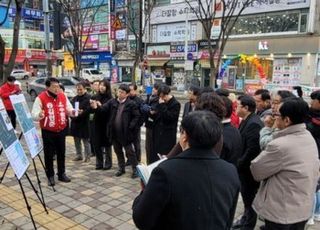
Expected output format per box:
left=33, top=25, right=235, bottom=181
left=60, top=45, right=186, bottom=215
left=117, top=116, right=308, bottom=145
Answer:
left=0, top=136, right=319, bottom=229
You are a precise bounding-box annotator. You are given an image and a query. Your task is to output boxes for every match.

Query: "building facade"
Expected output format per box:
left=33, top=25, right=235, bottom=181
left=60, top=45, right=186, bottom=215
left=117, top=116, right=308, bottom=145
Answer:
left=148, top=0, right=320, bottom=90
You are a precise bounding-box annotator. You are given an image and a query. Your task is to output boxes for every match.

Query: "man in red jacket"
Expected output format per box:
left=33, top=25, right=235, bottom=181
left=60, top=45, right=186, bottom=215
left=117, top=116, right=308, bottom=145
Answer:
left=32, top=78, right=75, bottom=186
left=0, top=76, right=21, bottom=129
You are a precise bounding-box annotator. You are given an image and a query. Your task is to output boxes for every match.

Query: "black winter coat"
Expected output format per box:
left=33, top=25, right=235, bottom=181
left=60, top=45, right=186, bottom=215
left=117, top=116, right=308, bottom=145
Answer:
left=144, top=94, right=159, bottom=129
left=152, top=96, right=180, bottom=158
left=133, top=148, right=240, bottom=230
left=306, top=109, right=320, bottom=159
left=100, top=98, right=140, bottom=146
left=70, top=93, right=91, bottom=138
left=92, top=93, right=112, bottom=147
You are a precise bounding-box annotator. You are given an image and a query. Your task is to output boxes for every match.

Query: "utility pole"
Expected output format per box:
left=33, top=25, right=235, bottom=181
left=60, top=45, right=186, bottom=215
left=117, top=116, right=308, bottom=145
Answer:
left=43, top=0, right=52, bottom=77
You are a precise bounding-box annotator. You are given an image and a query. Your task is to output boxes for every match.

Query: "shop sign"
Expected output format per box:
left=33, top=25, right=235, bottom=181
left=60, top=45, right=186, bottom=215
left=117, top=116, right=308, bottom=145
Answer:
left=151, top=0, right=310, bottom=24
left=30, top=50, right=46, bottom=59
left=80, top=52, right=112, bottom=62
left=198, top=50, right=220, bottom=59
left=83, top=23, right=109, bottom=35
left=147, top=45, right=170, bottom=58
left=9, top=7, right=43, bottom=20
left=210, top=19, right=221, bottom=39
left=115, top=41, right=128, bottom=51
left=116, top=29, right=126, bottom=40
left=258, top=41, right=269, bottom=51
left=110, top=14, right=116, bottom=40
left=198, top=40, right=218, bottom=49
left=170, top=43, right=197, bottom=59
left=83, top=35, right=99, bottom=50
left=156, top=23, right=196, bottom=43
left=116, top=0, right=126, bottom=8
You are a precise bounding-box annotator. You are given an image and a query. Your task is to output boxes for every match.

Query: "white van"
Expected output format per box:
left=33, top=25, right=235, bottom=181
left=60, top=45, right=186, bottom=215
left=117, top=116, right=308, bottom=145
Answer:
left=81, top=68, right=104, bottom=82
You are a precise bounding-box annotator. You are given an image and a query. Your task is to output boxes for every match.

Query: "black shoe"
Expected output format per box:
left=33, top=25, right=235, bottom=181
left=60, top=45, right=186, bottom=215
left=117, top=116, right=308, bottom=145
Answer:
left=48, top=177, right=55, bottom=186
left=103, top=165, right=112, bottom=170
left=260, top=225, right=266, bottom=230
left=115, top=169, right=125, bottom=177
left=95, top=166, right=103, bottom=170
left=232, top=218, right=245, bottom=229
left=125, top=160, right=131, bottom=167
left=73, top=156, right=83, bottom=161
left=131, top=170, right=138, bottom=179
left=58, top=174, right=71, bottom=183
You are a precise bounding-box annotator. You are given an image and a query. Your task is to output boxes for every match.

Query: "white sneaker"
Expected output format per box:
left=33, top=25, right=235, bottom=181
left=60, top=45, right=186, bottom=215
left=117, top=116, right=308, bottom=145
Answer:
left=314, top=214, right=320, bottom=222
left=307, top=218, right=314, bottom=225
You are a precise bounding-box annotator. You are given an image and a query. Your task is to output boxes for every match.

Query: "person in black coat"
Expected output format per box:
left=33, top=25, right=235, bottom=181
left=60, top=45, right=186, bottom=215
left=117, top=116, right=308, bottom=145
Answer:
left=91, top=79, right=113, bottom=170
left=141, top=83, right=160, bottom=164
left=91, top=84, right=140, bottom=178
left=182, top=85, right=201, bottom=118
left=233, top=95, right=263, bottom=230
left=128, top=83, right=144, bottom=163
left=70, top=82, right=91, bottom=162
left=150, top=84, right=180, bottom=163
left=220, top=96, right=242, bottom=166
left=133, top=111, right=240, bottom=230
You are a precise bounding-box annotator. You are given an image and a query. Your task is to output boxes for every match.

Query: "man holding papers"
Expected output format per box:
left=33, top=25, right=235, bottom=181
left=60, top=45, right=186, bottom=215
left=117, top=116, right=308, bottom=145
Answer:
left=132, top=111, right=240, bottom=230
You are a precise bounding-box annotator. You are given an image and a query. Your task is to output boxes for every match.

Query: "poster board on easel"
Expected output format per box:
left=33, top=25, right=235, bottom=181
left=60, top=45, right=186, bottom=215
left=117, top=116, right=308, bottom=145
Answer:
left=10, top=94, right=42, bottom=158
left=0, top=99, right=29, bottom=179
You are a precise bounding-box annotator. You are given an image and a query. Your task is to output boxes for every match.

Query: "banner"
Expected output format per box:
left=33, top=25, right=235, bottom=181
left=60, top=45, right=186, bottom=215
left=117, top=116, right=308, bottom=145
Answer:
left=10, top=94, right=42, bottom=158
left=0, top=99, right=29, bottom=179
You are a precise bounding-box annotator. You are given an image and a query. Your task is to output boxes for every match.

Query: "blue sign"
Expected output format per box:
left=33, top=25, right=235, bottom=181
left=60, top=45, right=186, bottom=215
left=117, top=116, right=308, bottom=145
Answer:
left=8, top=7, right=43, bottom=20
left=187, top=53, right=193, bottom=60
left=171, top=43, right=197, bottom=53
left=80, top=52, right=112, bottom=62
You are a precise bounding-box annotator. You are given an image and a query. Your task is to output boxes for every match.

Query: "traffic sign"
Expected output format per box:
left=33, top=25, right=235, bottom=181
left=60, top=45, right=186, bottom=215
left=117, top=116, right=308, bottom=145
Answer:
left=112, top=18, right=122, bottom=29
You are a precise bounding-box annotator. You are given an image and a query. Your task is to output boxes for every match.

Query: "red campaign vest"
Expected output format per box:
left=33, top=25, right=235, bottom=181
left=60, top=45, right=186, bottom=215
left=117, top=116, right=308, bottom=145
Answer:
left=38, top=91, right=68, bottom=132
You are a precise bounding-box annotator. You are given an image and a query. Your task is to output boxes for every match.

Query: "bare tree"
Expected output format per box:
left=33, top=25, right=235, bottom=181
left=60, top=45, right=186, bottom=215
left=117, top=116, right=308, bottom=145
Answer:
left=126, top=0, right=155, bottom=83
left=185, top=0, right=254, bottom=86
left=57, top=0, right=105, bottom=77
left=0, top=0, right=24, bottom=83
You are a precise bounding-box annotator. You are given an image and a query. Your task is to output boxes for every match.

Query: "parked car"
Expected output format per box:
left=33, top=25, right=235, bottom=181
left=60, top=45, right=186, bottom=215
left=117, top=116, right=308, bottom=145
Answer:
left=27, top=77, right=79, bottom=101
left=11, top=70, right=31, bottom=80
left=80, top=68, right=104, bottom=82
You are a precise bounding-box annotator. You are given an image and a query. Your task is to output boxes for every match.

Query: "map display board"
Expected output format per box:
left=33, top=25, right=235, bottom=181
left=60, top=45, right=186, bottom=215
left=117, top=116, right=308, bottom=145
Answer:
left=0, top=99, right=29, bottom=179
left=10, top=94, right=42, bottom=158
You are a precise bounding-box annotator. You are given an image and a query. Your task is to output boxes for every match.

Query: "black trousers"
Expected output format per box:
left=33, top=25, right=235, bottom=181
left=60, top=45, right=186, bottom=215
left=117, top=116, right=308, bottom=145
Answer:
left=113, top=139, right=137, bottom=170
left=133, top=129, right=141, bottom=162
left=95, top=146, right=112, bottom=168
left=42, top=129, right=66, bottom=177
left=89, top=120, right=96, bottom=155
left=265, top=220, right=307, bottom=230
left=238, top=171, right=260, bottom=229
left=145, top=128, right=154, bottom=164
left=7, top=110, right=16, bottom=129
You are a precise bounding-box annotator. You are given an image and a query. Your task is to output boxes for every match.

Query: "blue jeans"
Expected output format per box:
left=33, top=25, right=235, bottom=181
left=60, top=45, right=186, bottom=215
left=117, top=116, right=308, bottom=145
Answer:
left=315, top=190, right=320, bottom=215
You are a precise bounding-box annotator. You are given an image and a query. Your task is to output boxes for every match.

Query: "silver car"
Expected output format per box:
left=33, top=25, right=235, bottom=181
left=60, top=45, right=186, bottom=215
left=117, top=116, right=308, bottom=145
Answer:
left=27, top=77, right=79, bottom=101
left=11, top=70, right=31, bottom=80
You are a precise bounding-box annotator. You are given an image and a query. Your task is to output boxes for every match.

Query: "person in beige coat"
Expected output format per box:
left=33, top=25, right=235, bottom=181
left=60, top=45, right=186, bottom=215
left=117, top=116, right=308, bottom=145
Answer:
left=250, top=98, right=320, bottom=230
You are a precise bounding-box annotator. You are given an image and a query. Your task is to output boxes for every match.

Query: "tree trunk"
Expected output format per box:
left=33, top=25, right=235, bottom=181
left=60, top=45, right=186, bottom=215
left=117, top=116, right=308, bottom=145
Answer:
left=5, top=0, right=24, bottom=78
left=0, top=35, right=5, bottom=84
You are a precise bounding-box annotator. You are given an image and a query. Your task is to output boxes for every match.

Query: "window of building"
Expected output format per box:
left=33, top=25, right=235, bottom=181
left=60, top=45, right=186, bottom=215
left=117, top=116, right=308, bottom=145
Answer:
left=155, top=0, right=170, bottom=6
left=230, top=10, right=308, bottom=36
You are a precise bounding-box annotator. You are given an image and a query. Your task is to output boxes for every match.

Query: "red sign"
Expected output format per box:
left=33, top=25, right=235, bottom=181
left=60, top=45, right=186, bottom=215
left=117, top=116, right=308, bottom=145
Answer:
left=110, top=14, right=116, bottom=40
left=198, top=50, right=220, bottom=59
left=83, top=23, right=109, bottom=35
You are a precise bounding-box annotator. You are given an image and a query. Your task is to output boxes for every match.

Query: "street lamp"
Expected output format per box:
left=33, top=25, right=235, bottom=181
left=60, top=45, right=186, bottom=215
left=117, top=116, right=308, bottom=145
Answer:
left=42, top=0, right=52, bottom=77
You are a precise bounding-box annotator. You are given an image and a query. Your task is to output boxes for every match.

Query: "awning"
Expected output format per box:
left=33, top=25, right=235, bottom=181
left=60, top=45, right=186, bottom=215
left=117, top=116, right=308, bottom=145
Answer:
left=4, top=56, right=25, bottom=64
left=148, top=60, right=168, bottom=67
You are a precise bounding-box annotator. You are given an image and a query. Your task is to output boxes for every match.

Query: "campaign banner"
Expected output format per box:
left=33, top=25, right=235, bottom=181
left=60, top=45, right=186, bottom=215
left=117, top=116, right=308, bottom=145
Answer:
left=10, top=94, right=42, bottom=158
left=0, top=99, right=29, bottom=179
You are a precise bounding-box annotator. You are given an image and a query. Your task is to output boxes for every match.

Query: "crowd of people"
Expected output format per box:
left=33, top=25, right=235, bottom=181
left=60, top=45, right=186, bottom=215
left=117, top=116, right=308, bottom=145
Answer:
left=1, top=75, right=319, bottom=230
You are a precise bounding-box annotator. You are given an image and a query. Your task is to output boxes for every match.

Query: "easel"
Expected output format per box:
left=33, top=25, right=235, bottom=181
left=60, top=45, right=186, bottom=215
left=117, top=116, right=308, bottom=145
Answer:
left=0, top=132, right=51, bottom=230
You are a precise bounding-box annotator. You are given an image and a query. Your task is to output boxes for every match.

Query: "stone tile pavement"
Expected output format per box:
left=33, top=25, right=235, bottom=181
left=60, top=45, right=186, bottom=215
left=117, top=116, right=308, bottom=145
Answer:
left=0, top=136, right=319, bottom=230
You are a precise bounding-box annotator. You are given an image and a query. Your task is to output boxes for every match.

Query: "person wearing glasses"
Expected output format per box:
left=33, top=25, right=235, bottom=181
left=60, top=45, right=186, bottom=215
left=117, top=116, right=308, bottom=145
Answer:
left=251, top=98, right=319, bottom=230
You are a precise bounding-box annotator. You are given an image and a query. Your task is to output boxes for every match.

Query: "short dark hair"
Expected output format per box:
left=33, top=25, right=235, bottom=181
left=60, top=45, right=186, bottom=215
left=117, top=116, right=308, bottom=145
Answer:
left=216, top=88, right=230, bottom=97
left=200, top=86, right=215, bottom=95
left=45, top=77, right=60, bottom=87
left=311, top=90, right=320, bottom=100
left=254, top=89, right=271, bottom=101
left=153, top=83, right=160, bottom=90
left=181, top=111, right=222, bottom=149
left=221, top=96, right=233, bottom=118
left=76, top=82, right=87, bottom=88
left=129, top=83, right=138, bottom=91
left=157, top=84, right=171, bottom=96
left=189, top=85, right=201, bottom=96
left=277, top=90, right=295, bottom=101
left=238, top=95, right=256, bottom=112
left=59, top=83, right=65, bottom=91
left=195, top=93, right=226, bottom=120
left=118, top=84, right=130, bottom=93
left=279, top=97, right=309, bottom=125
left=7, top=76, right=16, bottom=82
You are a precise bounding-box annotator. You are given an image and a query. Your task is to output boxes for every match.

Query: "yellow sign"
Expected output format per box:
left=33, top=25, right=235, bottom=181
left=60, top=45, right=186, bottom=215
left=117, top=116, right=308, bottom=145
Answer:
left=113, top=18, right=122, bottom=29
